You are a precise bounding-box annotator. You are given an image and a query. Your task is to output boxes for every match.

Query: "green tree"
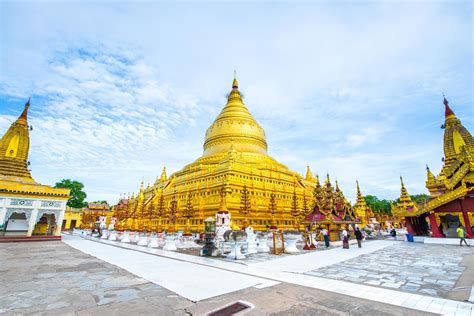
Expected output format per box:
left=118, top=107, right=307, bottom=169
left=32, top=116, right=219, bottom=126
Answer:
left=364, top=195, right=392, bottom=215
left=91, top=200, right=108, bottom=204
left=54, top=179, right=88, bottom=208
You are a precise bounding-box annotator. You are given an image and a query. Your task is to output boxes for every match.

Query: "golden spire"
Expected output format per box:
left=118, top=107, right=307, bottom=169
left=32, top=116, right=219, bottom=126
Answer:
left=17, top=97, right=30, bottom=125
left=399, top=176, right=412, bottom=203
left=0, top=99, right=33, bottom=181
left=355, top=180, right=367, bottom=207
left=232, top=70, right=238, bottom=89
left=443, top=95, right=455, bottom=120
left=305, top=164, right=312, bottom=181
left=160, top=165, right=167, bottom=182
left=202, top=75, right=267, bottom=156
left=325, top=173, right=331, bottom=185
left=353, top=180, right=369, bottom=222
left=441, top=96, right=473, bottom=166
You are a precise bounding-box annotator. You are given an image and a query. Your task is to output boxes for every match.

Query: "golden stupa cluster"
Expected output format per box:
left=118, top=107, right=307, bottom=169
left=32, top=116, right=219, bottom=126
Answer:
left=391, top=97, right=474, bottom=237
left=112, top=77, right=367, bottom=235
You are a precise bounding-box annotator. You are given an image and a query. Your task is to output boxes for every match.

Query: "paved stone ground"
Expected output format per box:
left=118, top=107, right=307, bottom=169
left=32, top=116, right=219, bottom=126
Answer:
left=305, top=242, right=474, bottom=300
left=0, top=241, right=433, bottom=315
left=0, top=241, right=191, bottom=315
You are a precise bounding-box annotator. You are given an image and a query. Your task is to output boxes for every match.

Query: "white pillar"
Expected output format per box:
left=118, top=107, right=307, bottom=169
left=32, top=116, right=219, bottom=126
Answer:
left=27, top=209, right=38, bottom=237
left=0, top=208, right=6, bottom=229
left=54, top=210, right=65, bottom=236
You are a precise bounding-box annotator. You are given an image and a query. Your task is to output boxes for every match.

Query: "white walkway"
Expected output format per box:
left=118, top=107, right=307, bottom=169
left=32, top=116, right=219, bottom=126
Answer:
left=62, top=235, right=473, bottom=315
left=63, top=236, right=277, bottom=302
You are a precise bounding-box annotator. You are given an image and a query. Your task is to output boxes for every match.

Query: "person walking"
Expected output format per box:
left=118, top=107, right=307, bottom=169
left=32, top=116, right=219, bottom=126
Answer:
left=355, top=227, right=363, bottom=248
left=457, top=224, right=470, bottom=247
left=342, top=228, right=349, bottom=249
left=321, top=227, right=330, bottom=248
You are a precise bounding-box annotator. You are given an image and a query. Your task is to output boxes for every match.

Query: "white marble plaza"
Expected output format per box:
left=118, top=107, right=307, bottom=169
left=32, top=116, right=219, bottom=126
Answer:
left=63, top=235, right=473, bottom=315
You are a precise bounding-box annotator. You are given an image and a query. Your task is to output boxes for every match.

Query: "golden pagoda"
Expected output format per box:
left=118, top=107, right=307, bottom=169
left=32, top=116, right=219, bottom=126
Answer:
left=0, top=100, right=70, bottom=238
left=392, top=97, right=474, bottom=238
left=304, top=174, right=359, bottom=240
left=120, top=76, right=318, bottom=232
left=352, top=181, right=373, bottom=227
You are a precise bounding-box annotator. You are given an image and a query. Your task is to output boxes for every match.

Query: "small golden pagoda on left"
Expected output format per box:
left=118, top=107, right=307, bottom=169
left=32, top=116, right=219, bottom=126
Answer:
left=0, top=99, right=70, bottom=240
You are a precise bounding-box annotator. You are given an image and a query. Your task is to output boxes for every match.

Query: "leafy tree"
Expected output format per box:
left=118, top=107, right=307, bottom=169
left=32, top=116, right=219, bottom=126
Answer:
left=54, top=179, right=88, bottom=208
left=91, top=200, right=108, bottom=204
left=364, top=195, right=392, bottom=215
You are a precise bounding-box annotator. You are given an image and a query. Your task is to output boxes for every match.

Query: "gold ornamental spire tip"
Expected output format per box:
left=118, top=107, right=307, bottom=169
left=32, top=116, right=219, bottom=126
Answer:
left=17, top=97, right=30, bottom=123
left=232, top=71, right=238, bottom=89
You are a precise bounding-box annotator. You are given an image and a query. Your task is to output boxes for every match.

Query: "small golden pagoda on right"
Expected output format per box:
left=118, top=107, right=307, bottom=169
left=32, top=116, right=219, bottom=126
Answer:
left=392, top=97, right=473, bottom=238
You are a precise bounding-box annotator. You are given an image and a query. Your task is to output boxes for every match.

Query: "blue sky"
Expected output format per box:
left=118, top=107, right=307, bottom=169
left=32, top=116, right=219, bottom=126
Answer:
left=0, top=1, right=472, bottom=204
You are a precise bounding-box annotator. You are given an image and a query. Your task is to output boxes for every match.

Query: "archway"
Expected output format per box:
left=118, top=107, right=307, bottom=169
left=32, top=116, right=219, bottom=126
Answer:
left=33, top=213, right=57, bottom=236
left=4, top=212, right=29, bottom=236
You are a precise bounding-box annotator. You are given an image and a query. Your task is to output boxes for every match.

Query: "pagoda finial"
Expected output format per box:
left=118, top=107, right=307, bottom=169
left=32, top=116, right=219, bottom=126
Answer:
left=160, top=165, right=167, bottom=182
left=305, top=164, right=312, bottom=181
left=443, top=94, right=455, bottom=118
left=232, top=71, right=238, bottom=90
left=400, top=175, right=405, bottom=188
left=315, top=174, right=320, bottom=186
left=326, top=173, right=331, bottom=185
left=18, top=97, right=30, bottom=123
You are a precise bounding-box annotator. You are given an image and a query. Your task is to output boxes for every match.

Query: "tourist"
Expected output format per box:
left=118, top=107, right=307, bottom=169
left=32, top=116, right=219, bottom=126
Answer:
left=321, top=227, right=330, bottom=248
left=457, top=224, right=470, bottom=247
left=342, top=228, right=349, bottom=249
left=390, top=228, right=396, bottom=237
left=355, top=227, right=363, bottom=248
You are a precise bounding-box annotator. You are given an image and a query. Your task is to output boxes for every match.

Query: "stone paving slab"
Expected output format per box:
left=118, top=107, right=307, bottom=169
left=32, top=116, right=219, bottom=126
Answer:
left=306, top=242, right=474, bottom=300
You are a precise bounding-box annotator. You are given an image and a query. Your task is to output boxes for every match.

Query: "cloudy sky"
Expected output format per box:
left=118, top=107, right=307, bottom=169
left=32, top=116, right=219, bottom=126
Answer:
left=0, top=1, right=472, bottom=204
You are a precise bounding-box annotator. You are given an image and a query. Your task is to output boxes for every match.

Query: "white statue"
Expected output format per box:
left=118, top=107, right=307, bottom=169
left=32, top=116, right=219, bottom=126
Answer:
left=245, top=226, right=258, bottom=254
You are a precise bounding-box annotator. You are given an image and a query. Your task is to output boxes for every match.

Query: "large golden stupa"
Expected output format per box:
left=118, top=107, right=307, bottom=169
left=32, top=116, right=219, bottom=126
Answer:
left=115, top=77, right=321, bottom=231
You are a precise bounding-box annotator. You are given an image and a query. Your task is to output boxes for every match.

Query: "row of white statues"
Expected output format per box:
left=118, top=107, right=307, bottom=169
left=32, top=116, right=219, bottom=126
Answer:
left=78, top=213, right=306, bottom=260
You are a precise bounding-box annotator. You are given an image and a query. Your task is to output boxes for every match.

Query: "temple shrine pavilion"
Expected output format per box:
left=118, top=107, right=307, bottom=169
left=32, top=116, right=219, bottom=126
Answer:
left=115, top=76, right=361, bottom=237
left=392, top=97, right=473, bottom=238
left=0, top=100, right=70, bottom=239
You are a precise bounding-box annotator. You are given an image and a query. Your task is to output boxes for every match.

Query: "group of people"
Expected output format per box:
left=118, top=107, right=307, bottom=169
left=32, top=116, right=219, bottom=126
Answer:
left=318, top=226, right=365, bottom=249
left=315, top=223, right=471, bottom=250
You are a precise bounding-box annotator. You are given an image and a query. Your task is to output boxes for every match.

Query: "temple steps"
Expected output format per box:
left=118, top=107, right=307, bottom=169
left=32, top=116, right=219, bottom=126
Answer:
left=0, top=235, right=61, bottom=242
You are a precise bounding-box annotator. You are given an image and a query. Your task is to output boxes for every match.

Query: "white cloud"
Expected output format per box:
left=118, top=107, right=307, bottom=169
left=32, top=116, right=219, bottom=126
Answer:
left=0, top=1, right=471, bottom=203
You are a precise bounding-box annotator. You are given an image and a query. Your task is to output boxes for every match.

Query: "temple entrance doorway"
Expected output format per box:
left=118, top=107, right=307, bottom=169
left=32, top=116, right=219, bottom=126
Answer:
left=33, top=214, right=57, bottom=236
left=439, top=214, right=460, bottom=238
left=410, top=214, right=429, bottom=236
